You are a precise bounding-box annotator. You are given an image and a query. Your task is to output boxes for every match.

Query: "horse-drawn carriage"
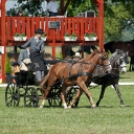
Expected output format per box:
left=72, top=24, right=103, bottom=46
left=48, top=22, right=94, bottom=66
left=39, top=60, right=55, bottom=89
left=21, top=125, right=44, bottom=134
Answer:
left=5, top=49, right=129, bottom=109
left=5, top=62, right=79, bottom=108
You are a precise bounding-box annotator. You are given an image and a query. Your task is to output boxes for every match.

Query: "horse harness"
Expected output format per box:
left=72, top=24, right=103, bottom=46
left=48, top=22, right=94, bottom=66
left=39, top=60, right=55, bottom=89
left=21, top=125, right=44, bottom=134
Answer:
left=44, top=56, right=111, bottom=88
left=61, top=58, right=110, bottom=85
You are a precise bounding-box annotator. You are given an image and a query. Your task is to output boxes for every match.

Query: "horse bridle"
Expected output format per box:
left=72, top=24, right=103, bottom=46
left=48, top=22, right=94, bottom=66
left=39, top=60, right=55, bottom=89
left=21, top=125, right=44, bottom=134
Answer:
left=110, top=54, right=127, bottom=70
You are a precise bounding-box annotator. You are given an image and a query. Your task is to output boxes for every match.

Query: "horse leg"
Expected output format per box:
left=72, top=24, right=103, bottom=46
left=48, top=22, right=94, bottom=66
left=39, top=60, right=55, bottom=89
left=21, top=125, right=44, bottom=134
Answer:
left=132, top=64, right=134, bottom=71
left=113, top=83, right=125, bottom=107
left=39, top=86, right=51, bottom=109
left=79, top=82, right=96, bottom=108
left=68, top=88, right=83, bottom=108
left=39, top=76, right=57, bottom=109
left=96, top=85, right=106, bottom=107
left=60, top=84, right=68, bottom=109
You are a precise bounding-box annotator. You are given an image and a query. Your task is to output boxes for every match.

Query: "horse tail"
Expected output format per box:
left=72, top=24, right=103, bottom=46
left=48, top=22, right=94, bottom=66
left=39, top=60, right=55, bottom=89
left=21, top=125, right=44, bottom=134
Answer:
left=40, top=66, right=52, bottom=90
left=104, top=41, right=114, bottom=53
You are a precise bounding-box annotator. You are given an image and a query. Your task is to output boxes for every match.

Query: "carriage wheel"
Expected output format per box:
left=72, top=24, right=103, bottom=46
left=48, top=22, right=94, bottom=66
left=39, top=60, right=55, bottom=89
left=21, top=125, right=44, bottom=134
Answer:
left=24, top=87, right=39, bottom=107
left=48, top=97, right=62, bottom=107
left=66, top=87, right=79, bottom=107
left=47, top=86, right=62, bottom=107
left=5, top=83, right=20, bottom=107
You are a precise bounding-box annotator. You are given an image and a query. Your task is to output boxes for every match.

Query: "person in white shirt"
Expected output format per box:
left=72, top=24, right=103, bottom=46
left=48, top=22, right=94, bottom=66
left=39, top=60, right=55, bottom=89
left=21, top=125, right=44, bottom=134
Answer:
left=46, top=0, right=59, bottom=17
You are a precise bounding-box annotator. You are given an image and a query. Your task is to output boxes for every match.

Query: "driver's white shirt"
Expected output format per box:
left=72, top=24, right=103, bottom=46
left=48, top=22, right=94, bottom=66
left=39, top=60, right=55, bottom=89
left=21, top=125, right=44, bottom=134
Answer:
left=47, top=1, right=58, bottom=13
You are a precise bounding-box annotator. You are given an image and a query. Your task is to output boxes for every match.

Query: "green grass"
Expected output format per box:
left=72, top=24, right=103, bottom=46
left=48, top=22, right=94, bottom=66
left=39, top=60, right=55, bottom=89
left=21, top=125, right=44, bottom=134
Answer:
left=1, top=85, right=134, bottom=134
left=120, top=71, right=134, bottom=82
left=119, top=64, right=134, bottom=82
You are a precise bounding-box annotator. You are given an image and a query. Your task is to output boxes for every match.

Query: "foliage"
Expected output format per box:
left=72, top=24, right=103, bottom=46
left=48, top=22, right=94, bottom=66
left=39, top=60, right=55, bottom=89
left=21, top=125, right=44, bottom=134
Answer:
left=66, top=0, right=96, bottom=17
left=6, top=0, right=46, bottom=17
left=5, top=55, right=12, bottom=74
left=71, top=32, right=77, bottom=38
left=56, top=51, right=63, bottom=60
left=64, top=32, right=77, bottom=39
left=14, top=33, right=19, bottom=37
left=64, top=32, right=70, bottom=37
left=6, top=8, right=18, bottom=16
left=42, top=32, right=47, bottom=37
left=20, top=33, right=26, bottom=37
left=104, top=2, right=134, bottom=42
left=84, top=30, right=96, bottom=38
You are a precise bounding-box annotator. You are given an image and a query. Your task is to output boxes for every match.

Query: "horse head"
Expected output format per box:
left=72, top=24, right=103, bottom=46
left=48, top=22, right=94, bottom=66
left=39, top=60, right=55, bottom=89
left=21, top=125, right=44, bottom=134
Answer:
left=92, top=50, right=112, bottom=73
left=110, top=49, right=129, bottom=73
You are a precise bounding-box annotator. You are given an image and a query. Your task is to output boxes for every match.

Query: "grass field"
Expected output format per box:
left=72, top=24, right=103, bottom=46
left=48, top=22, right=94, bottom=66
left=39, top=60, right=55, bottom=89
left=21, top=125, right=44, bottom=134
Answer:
left=0, top=84, right=134, bottom=134
left=1, top=48, right=134, bottom=134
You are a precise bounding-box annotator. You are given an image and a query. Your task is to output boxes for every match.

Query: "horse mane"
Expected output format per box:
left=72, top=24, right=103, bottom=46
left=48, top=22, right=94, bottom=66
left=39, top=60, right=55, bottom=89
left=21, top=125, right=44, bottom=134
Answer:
left=81, top=50, right=99, bottom=62
left=109, top=52, right=117, bottom=65
left=109, top=49, right=124, bottom=67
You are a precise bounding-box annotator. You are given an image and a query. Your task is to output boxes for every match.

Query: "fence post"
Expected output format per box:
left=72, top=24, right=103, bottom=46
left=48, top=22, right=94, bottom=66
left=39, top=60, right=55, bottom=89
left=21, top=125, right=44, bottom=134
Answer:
left=1, top=0, right=7, bottom=82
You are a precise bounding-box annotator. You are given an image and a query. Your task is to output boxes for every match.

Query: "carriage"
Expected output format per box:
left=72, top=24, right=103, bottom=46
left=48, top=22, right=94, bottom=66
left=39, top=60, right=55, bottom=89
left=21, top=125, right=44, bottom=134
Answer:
left=5, top=62, right=79, bottom=107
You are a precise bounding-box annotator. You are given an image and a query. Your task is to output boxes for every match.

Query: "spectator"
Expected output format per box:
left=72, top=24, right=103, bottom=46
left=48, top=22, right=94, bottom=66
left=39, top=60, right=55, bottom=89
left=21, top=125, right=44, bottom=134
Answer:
left=46, top=0, right=59, bottom=17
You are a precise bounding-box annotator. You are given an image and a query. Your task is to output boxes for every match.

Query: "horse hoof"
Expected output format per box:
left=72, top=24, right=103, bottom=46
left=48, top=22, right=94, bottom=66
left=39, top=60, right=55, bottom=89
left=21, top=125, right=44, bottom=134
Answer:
left=63, top=105, right=68, bottom=109
left=68, top=106, right=72, bottom=109
left=91, top=104, right=96, bottom=108
left=39, top=106, right=43, bottom=109
left=121, top=104, right=125, bottom=107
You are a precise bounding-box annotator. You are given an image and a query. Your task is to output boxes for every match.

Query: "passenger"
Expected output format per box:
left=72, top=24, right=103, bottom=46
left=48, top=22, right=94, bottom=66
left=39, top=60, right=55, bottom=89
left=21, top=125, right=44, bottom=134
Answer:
left=16, top=47, right=31, bottom=84
left=19, top=28, right=47, bottom=84
left=18, top=47, right=31, bottom=71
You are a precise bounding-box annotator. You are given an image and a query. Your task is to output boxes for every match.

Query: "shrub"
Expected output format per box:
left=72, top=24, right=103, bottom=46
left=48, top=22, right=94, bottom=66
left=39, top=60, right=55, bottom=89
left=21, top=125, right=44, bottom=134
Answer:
left=5, top=54, right=12, bottom=75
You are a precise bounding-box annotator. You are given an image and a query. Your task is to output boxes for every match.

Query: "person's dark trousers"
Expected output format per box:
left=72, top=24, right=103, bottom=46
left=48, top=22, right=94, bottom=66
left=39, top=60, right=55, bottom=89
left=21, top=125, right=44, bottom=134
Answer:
left=49, top=12, right=58, bottom=17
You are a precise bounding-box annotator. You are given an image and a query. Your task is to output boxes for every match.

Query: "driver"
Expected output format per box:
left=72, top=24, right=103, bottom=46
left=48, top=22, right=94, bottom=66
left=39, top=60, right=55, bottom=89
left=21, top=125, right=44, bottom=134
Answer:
left=19, top=28, right=47, bottom=84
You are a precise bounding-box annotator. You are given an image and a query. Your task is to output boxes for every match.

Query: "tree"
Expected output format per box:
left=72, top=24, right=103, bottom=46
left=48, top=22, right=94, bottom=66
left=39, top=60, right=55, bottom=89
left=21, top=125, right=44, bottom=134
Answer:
left=104, top=1, right=134, bottom=42
left=6, top=0, right=46, bottom=16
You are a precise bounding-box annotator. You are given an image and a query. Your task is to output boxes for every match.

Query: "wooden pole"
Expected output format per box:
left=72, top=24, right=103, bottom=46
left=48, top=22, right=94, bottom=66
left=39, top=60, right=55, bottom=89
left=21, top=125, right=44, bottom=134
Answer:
left=1, top=0, right=7, bottom=82
left=93, top=0, right=104, bottom=50
left=99, top=0, right=104, bottom=50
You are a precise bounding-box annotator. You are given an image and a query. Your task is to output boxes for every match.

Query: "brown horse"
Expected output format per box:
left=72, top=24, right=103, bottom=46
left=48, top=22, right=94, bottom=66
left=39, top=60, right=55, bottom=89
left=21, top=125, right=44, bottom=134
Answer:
left=104, top=40, right=134, bottom=57
left=40, top=50, right=112, bottom=109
